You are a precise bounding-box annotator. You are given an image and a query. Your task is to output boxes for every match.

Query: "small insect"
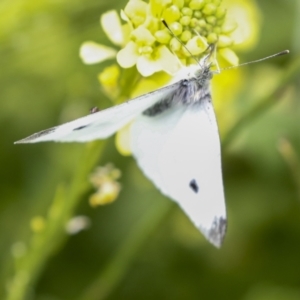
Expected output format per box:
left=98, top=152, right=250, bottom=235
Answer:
left=90, top=107, right=100, bottom=114
left=15, top=47, right=289, bottom=248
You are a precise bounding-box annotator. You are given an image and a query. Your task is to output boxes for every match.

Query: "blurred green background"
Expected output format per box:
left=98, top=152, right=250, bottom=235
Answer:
left=1, top=0, right=300, bottom=299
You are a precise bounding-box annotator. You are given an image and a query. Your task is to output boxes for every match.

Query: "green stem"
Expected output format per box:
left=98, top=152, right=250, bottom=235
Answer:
left=6, top=141, right=105, bottom=300
left=278, top=138, right=300, bottom=200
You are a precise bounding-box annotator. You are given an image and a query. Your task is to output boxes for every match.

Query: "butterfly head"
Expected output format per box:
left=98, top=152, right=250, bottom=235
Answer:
left=194, top=63, right=213, bottom=84
left=172, top=62, right=212, bottom=86
left=173, top=44, right=215, bottom=85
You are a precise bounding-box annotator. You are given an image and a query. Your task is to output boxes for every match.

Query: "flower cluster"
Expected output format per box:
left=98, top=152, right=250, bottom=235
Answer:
left=89, top=164, right=122, bottom=206
left=119, top=0, right=239, bottom=74
left=81, top=0, right=240, bottom=77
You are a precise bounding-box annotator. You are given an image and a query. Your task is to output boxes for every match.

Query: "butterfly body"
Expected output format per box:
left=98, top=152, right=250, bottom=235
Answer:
left=15, top=61, right=227, bottom=248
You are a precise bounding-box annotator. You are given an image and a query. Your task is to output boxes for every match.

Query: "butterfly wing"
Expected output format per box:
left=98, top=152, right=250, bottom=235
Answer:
left=131, top=98, right=226, bottom=247
left=15, top=83, right=180, bottom=144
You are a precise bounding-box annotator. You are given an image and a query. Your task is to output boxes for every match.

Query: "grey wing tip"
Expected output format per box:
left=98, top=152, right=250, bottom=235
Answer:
left=14, top=136, right=35, bottom=144
left=200, top=216, right=227, bottom=248
left=14, top=134, right=40, bottom=144
left=14, top=127, right=57, bottom=144
left=14, top=140, right=24, bottom=144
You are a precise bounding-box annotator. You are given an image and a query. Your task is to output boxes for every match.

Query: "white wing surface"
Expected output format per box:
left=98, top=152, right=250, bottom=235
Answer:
left=131, top=99, right=226, bottom=247
left=15, top=83, right=179, bottom=144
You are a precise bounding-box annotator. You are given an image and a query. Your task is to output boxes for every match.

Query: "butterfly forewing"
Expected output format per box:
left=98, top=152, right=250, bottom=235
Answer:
left=15, top=82, right=180, bottom=144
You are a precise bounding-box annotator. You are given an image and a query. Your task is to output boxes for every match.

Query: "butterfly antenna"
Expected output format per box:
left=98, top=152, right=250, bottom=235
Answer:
left=222, top=50, right=290, bottom=71
left=162, top=20, right=201, bottom=66
left=206, top=43, right=221, bottom=73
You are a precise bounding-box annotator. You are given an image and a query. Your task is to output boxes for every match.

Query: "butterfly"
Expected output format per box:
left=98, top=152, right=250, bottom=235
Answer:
left=15, top=50, right=227, bottom=248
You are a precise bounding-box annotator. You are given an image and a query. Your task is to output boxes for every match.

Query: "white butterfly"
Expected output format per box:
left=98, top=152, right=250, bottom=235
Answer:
left=15, top=55, right=226, bottom=248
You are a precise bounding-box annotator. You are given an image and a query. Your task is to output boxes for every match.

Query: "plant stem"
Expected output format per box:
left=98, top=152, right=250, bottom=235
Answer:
left=278, top=137, right=300, bottom=200
left=6, top=141, right=105, bottom=300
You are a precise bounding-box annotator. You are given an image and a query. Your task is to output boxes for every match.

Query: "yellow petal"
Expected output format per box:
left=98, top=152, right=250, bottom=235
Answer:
left=217, top=35, right=233, bottom=48
left=98, top=64, right=120, bottom=87
left=156, top=46, right=181, bottom=75
left=122, top=23, right=132, bottom=43
left=150, top=0, right=172, bottom=16
left=131, top=26, right=156, bottom=45
left=136, top=46, right=180, bottom=76
left=120, top=10, right=134, bottom=38
left=120, top=9, right=130, bottom=22
left=137, top=55, right=161, bottom=76
left=223, top=0, right=261, bottom=50
left=124, top=0, right=148, bottom=26
left=218, top=48, right=239, bottom=65
left=101, top=10, right=124, bottom=46
left=130, top=75, right=171, bottom=98
left=116, top=41, right=138, bottom=68
left=80, top=41, right=116, bottom=64
left=185, top=36, right=208, bottom=56
left=89, top=181, right=121, bottom=206
left=124, top=0, right=148, bottom=17
left=115, top=123, right=132, bottom=156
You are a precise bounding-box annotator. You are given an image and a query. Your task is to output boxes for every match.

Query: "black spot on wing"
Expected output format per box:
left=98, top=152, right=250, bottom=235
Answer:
left=189, top=179, right=199, bottom=193
left=73, top=124, right=90, bottom=131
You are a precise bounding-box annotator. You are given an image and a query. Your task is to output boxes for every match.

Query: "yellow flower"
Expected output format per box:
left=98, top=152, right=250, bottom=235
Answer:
left=80, top=0, right=248, bottom=77
left=89, top=181, right=121, bottom=206
left=89, top=164, right=122, bottom=206
left=116, top=0, right=240, bottom=75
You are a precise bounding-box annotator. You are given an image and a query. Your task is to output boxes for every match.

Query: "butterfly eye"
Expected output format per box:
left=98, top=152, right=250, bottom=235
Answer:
left=182, top=79, right=189, bottom=86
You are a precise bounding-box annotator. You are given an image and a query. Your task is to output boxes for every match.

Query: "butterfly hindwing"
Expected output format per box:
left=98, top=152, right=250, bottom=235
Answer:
left=131, top=97, right=226, bottom=247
